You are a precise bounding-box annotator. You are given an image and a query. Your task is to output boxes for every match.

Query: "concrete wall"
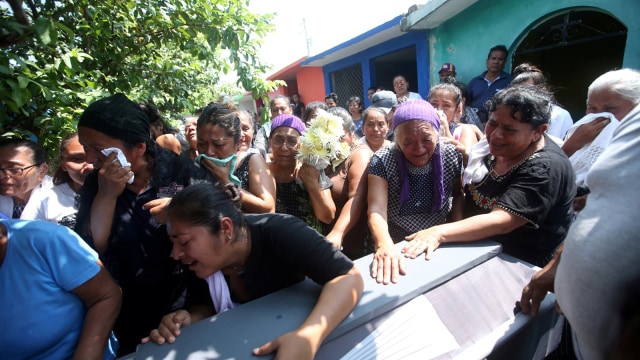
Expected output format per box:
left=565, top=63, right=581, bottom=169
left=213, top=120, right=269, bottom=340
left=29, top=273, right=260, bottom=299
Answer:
left=429, top=0, right=639, bottom=84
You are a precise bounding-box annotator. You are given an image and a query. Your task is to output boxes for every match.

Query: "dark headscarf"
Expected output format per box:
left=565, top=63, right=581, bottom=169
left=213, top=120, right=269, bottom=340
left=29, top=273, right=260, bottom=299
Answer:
left=78, top=93, right=150, bottom=144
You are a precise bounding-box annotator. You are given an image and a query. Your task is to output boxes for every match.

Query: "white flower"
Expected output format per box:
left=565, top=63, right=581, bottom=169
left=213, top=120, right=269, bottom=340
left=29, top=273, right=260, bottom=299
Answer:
left=297, top=109, right=349, bottom=170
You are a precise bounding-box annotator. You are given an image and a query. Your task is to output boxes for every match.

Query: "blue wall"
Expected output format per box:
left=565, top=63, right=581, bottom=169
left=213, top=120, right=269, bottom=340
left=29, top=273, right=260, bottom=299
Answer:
left=322, top=31, right=429, bottom=102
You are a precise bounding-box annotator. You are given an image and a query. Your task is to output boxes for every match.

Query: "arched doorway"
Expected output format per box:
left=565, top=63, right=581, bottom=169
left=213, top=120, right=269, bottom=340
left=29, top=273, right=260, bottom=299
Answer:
left=512, top=9, right=627, bottom=120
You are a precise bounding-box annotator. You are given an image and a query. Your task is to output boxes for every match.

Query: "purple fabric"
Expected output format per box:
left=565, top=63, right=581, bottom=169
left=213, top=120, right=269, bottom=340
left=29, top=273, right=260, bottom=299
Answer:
left=271, top=114, right=306, bottom=135
left=392, top=100, right=444, bottom=212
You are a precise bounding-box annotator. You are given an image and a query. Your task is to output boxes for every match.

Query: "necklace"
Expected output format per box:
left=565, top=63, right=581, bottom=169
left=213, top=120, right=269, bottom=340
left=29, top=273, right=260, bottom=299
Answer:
left=231, top=227, right=250, bottom=274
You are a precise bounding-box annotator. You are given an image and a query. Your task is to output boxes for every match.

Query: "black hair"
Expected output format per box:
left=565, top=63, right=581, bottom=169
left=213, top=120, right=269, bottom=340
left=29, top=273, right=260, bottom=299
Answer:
left=444, top=77, right=469, bottom=102
left=197, top=102, right=242, bottom=145
left=325, top=93, right=339, bottom=103
left=485, top=86, right=551, bottom=129
left=428, top=83, right=463, bottom=107
left=303, top=101, right=329, bottom=123
left=347, top=96, right=363, bottom=112
left=488, top=44, right=508, bottom=59
left=0, top=137, right=47, bottom=165
left=362, top=106, right=388, bottom=121
left=167, top=183, right=245, bottom=238
left=270, top=95, right=290, bottom=107
left=53, top=132, right=78, bottom=186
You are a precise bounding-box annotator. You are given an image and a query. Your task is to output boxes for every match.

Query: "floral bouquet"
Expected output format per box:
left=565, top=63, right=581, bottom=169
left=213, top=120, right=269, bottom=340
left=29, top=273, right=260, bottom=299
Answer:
left=297, top=109, right=350, bottom=170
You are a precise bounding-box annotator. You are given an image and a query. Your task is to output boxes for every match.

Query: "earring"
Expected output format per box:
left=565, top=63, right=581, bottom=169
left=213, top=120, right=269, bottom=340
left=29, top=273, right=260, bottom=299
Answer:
left=227, top=233, right=232, bottom=241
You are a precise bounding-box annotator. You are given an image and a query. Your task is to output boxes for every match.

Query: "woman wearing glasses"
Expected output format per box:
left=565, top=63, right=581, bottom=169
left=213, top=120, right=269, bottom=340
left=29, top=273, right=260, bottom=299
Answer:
left=0, top=138, right=52, bottom=219
left=195, top=103, right=275, bottom=214
left=267, top=114, right=336, bottom=230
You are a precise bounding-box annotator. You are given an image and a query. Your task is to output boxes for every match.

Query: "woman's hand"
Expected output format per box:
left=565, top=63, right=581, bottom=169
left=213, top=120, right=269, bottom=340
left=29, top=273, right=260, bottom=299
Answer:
left=371, top=242, right=406, bottom=284
left=297, top=163, right=320, bottom=186
left=562, top=116, right=611, bottom=157
left=441, top=137, right=469, bottom=166
left=252, top=328, right=318, bottom=360
left=97, top=152, right=132, bottom=197
left=573, top=194, right=588, bottom=212
left=403, top=227, right=442, bottom=260
left=325, top=231, right=343, bottom=250
left=520, top=244, right=562, bottom=317
left=200, top=157, right=231, bottom=184
left=141, top=310, right=193, bottom=345
left=143, top=197, right=172, bottom=224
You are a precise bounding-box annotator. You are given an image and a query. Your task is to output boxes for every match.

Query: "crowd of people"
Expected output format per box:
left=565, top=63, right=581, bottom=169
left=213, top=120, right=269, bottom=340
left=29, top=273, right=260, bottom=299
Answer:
left=2, top=42, right=639, bottom=359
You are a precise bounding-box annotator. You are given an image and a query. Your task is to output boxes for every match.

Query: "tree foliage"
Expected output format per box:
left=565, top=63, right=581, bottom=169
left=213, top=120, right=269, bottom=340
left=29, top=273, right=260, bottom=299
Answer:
left=0, top=0, right=279, bottom=158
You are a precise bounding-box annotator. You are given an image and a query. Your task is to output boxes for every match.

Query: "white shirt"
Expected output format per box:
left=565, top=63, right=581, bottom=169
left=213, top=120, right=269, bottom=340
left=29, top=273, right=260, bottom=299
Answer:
left=21, top=182, right=78, bottom=225
left=547, top=104, right=574, bottom=139
left=0, top=175, right=53, bottom=219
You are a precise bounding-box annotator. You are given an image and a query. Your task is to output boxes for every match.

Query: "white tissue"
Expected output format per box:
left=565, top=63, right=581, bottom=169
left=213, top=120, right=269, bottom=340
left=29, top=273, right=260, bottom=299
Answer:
left=101, top=147, right=134, bottom=184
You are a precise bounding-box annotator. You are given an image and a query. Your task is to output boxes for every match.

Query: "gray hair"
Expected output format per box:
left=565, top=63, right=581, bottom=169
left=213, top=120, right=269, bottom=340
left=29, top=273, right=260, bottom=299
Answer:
left=588, top=68, right=640, bottom=105
left=328, top=107, right=355, bottom=134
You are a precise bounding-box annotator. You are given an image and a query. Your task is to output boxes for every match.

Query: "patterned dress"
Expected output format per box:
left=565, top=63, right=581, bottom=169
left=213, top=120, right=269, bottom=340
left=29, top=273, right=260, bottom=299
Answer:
left=369, top=142, right=463, bottom=241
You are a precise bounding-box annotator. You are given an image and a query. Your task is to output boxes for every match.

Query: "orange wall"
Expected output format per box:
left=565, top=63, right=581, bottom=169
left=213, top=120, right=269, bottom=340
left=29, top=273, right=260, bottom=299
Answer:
left=296, top=67, right=325, bottom=105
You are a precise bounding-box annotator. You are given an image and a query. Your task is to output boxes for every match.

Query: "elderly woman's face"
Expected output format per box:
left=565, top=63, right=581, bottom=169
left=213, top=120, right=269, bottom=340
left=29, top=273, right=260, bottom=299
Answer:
left=0, top=145, right=48, bottom=201
left=395, top=120, right=438, bottom=167
left=485, top=105, right=544, bottom=160
left=197, top=124, right=236, bottom=159
left=587, top=89, right=636, bottom=121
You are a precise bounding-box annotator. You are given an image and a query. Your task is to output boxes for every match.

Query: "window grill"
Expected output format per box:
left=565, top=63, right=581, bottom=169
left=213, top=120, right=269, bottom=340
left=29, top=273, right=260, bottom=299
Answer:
left=329, top=63, right=364, bottom=108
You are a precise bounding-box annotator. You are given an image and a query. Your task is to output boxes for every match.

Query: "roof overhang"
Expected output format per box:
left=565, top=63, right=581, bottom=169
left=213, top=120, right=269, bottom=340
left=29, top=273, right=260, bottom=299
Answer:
left=267, top=56, right=307, bottom=81
left=303, top=15, right=406, bottom=67
left=400, top=0, right=478, bottom=31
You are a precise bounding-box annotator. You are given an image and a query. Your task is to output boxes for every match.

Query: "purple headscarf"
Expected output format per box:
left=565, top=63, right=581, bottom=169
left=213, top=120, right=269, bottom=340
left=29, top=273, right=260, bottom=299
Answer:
left=392, top=99, right=444, bottom=212
left=271, top=114, right=306, bottom=135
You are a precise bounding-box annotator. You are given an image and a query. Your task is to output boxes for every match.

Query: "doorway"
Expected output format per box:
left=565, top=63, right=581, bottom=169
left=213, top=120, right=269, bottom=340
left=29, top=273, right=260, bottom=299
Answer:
left=512, top=9, right=627, bottom=120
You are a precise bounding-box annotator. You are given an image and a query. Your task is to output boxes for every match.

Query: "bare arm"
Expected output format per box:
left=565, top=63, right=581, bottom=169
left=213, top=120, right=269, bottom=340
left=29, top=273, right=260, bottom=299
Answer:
left=367, top=174, right=406, bottom=284
left=253, top=266, right=364, bottom=359
left=457, top=124, right=479, bottom=153
left=403, top=207, right=528, bottom=259
left=520, top=243, right=563, bottom=316
left=72, top=263, right=122, bottom=360
left=240, top=154, right=276, bottom=213
left=156, top=134, right=181, bottom=155
left=298, top=164, right=336, bottom=224
left=326, top=148, right=372, bottom=248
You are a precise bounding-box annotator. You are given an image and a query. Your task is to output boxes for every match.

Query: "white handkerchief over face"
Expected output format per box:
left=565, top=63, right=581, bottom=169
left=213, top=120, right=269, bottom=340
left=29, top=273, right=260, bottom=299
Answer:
left=101, top=147, right=135, bottom=184
left=565, top=112, right=618, bottom=187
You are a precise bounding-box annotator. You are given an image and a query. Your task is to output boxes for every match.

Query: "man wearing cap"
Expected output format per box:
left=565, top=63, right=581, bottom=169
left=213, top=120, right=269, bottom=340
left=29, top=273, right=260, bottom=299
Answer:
left=467, top=44, right=513, bottom=122
left=439, top=63, right=457, bottom=83
left=371, top=90, right=399, bottom=140
left=74, top=93, right=213, bottom=355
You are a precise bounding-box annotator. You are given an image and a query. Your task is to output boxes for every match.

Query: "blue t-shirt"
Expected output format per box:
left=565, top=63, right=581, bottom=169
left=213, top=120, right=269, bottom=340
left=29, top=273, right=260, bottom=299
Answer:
left=0, top=220, right=110, bottom=359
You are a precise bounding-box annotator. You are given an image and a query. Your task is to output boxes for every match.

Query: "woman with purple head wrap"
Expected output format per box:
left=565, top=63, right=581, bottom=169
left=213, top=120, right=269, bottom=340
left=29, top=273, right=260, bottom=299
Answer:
left=266, top=114, right=336, bottom=231
left=367, top=99, right=465, bottom=284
